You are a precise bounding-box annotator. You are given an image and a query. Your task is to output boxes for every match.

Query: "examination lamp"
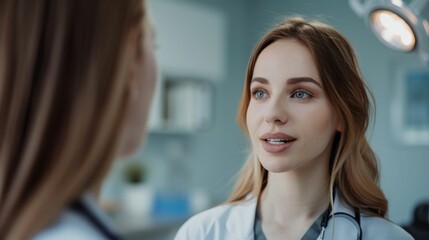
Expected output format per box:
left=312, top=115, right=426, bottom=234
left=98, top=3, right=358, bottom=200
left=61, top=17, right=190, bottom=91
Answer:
left=349, top=0, right=429, bottom=61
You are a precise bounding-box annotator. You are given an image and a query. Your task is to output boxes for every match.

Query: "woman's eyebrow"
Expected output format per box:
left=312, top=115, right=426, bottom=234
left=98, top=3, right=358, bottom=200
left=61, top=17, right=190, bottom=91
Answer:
left=250, top=77, right=268, bottom=84
left=251, top=76, right=322, bottom=89
left=287, top=77, right=322, bottom=88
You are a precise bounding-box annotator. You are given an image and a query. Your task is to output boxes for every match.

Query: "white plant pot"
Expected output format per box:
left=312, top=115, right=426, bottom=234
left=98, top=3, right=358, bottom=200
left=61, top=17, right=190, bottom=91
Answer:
left=122, top=184, right=153, bottom=218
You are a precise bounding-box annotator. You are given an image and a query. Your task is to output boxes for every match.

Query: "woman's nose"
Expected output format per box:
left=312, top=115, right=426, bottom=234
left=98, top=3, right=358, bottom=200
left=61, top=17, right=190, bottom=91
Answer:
left=263, top=96, right=288, bottom=125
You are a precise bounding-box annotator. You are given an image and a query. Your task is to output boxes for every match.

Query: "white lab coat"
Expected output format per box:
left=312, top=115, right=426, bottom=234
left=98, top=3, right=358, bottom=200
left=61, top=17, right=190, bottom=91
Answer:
left=33, top=194, right=120, bottom=240
left=175, top=192, right=414, bottom=240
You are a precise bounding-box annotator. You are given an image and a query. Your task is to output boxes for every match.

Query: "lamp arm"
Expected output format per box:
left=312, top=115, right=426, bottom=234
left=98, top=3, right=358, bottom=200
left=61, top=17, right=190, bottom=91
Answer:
left=409, top=0, right=429, bottom=15
left=349, top=0, right=369, bottom=17
left=409, top=0, right=429, bottom=63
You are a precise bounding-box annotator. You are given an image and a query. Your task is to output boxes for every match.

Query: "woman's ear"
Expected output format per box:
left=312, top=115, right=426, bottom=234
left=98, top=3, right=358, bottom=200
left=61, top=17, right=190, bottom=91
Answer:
left=336, top=121, right=344, bottom=132
left=134, top=29, right=144, bottom=62
left=336, top=114, right=344, bottom=132
left=129, top=25, right=144, bottom=66
left=125, top=27, right=144, bottom=103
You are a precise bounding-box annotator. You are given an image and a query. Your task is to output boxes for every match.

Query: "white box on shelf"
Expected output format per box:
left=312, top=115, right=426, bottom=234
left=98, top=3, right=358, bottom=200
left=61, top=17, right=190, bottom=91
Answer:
left=164, top=79, right=213, bottom=132
left=148, top=74, right=213, bottom=134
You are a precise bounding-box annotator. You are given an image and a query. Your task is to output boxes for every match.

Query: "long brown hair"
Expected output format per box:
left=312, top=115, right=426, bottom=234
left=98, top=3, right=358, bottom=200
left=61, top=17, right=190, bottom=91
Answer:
left=0, top=0, right=146, bottom=238
left=228, top=17, right=388, bottom=218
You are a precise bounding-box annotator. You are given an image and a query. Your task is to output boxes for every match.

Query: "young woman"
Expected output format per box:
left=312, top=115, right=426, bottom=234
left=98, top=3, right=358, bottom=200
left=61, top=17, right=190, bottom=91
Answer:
left=0, top=0, right=156, bottom=239
left=175, top=17, right=413, bottom=240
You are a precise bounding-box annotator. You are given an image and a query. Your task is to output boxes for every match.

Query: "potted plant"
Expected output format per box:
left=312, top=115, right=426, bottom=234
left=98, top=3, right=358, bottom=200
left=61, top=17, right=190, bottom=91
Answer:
left=121, top=160, right=153, bottom=218
left=123, top=161, right=146, bottom=184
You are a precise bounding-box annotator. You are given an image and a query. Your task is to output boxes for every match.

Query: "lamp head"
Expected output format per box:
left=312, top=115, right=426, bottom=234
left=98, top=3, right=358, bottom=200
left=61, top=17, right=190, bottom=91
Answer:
left=370, top=8, right=417, bottom=51
left=350, top=0, right=429, bottom=61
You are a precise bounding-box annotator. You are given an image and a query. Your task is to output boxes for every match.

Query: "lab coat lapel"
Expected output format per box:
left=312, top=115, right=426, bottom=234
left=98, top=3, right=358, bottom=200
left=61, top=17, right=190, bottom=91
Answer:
left=226, top=198, right=257, bottom=240
left=323, top=190, right=359, bottom=239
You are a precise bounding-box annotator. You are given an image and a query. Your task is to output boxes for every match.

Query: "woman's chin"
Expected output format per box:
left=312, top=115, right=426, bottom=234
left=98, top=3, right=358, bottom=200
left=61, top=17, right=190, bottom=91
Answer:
left=259, top=161, right=293, bottom=174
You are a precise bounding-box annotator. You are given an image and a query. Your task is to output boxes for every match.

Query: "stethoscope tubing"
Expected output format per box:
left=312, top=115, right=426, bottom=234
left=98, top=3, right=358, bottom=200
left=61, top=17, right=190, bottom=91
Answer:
left=318, top=210, right=363, bottom=240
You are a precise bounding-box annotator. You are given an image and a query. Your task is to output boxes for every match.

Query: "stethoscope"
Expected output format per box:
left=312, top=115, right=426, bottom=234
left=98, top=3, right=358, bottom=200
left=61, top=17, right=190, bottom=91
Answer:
left=317, top=205, right=363, bottom=240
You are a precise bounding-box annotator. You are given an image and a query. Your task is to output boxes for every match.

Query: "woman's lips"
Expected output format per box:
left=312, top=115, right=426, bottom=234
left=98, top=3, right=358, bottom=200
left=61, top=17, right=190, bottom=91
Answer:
left=262, top=140, right=293, bottom=153
left=260, top=133, right=297, bottom=153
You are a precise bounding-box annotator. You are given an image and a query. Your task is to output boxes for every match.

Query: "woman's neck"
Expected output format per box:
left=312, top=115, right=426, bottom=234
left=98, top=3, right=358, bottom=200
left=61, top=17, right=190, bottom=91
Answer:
left=259, top=163, right=330, bottom=234
left=262, top=172, right=329, bottom=216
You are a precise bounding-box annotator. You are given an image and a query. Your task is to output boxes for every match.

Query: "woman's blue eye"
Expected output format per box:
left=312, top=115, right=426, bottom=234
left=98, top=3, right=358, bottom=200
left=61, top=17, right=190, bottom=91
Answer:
left=292, top=90, right=310, bottom=99
left=254, top=90, right=267, bottom=99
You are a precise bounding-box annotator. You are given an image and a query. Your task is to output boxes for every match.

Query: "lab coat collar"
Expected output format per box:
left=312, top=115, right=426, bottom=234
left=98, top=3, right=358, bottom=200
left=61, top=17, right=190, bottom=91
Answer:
left=226, top=197, right=258, bottom=240
left=225, top=190, right=354, bottom=239
left=331, top=189, right=355, bottom=216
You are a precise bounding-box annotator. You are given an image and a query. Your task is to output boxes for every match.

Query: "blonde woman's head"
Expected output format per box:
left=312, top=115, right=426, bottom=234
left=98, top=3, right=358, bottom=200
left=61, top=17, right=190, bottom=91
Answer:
left=231, top=17, right=387, bottom=217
